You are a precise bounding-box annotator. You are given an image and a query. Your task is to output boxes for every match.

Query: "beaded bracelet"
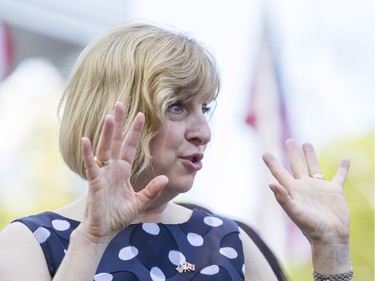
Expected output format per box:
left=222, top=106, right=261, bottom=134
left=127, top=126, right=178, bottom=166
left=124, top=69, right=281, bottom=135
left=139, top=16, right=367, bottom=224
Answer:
left=312, top=267, right=353, bottom=281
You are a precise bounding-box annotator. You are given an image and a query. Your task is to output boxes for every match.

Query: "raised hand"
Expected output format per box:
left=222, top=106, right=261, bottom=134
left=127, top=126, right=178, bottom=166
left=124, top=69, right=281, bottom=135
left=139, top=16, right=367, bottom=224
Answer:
left=262, top=139, right=350, bottom=245
left=79, top=102, right=168, bottom=243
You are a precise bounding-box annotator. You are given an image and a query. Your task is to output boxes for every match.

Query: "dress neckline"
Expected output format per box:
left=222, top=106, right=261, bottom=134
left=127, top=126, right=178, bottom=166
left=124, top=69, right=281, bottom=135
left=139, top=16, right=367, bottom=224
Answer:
left=43, top=208, right=208, bottom=227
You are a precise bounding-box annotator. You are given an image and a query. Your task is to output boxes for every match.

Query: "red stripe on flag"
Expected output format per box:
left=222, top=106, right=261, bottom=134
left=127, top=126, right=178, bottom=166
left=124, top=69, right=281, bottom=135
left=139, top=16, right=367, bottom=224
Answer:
left=0, top=21, right=13, bottom=81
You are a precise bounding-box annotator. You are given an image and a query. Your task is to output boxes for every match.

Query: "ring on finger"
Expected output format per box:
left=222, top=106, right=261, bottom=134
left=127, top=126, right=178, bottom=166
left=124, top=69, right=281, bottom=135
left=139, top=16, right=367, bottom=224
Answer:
left=311, top=173, right=325, bottom=180
left=94, top=156, right=110, bottom=168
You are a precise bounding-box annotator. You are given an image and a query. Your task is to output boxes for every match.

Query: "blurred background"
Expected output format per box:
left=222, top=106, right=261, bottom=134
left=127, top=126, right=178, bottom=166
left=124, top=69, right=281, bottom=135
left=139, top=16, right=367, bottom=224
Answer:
left=0, top=0, right=373, bottom=279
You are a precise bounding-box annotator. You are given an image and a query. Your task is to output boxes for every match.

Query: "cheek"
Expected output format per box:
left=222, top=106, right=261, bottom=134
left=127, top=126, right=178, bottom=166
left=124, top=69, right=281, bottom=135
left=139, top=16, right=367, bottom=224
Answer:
left=151, top=124, right=183, bottom=152
left=149, top=127, right=170, bottom=157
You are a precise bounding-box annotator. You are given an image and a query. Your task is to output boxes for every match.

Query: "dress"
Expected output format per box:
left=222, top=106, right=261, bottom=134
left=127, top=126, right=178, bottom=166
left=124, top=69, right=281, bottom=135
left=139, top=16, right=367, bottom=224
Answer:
left=15, top=209, right=245, bottom=280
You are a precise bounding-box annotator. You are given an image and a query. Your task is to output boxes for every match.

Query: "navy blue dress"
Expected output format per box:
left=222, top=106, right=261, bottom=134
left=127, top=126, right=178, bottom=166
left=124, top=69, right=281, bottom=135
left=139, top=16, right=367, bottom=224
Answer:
left=15, top=209, right=245, bottom=280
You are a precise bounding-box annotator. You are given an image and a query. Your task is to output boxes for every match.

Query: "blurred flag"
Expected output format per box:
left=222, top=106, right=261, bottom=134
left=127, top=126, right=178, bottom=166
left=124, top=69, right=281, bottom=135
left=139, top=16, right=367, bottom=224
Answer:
left=0, top=20, right=13, bottom=81
left=246, top=18, right=310, bottom=265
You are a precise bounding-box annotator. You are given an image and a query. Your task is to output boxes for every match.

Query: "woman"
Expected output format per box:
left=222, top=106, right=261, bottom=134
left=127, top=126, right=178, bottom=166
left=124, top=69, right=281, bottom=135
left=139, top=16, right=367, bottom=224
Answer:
left=0, top=23, right=352, bottom=280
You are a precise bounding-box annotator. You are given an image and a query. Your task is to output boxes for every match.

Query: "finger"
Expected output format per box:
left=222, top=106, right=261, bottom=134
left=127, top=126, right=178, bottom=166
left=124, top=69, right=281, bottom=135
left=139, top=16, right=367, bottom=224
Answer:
left=82, top=137, right=100, bottom=181
left=332, top=158, right=350, bottom=186
left=285, top=138, right=309, bottom=178
left=110, top=102, right=126, bottom=160
left=262, top=152, right=295, bottom=190
left=120, top=112, right=145, bottom=164
left=268, top=183, right=303, bottom=235
left=302, top=142, right=322, bottom=176
left=136, top=175, right=169, bottom=211
left=96, top=115, right=114, bottom=162
left=269, top=182, right=293, bottom=208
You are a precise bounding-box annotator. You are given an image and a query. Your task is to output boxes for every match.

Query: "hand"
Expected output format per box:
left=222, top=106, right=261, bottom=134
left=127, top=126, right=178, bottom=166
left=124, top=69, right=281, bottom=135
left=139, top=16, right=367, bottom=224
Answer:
left=262, top=139, right=350, bottom=245
left=79, top=102, right=168, bottom=243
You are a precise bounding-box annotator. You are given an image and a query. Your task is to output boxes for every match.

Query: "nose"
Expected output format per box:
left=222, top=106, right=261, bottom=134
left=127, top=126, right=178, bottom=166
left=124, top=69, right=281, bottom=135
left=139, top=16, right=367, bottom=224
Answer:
left=186, top=113, right=211, bottom=146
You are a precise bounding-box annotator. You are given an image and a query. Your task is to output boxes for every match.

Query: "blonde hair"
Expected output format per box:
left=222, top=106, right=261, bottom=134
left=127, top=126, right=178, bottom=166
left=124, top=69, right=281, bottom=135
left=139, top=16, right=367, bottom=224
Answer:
left=58, top=22, right=220, bottom=180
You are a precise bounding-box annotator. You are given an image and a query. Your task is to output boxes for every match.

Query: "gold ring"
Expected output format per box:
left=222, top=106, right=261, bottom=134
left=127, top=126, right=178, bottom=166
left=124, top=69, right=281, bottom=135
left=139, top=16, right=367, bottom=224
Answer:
left=94, top=156, right=110, bottom=168
left=311, top=173, right=325, bottom=180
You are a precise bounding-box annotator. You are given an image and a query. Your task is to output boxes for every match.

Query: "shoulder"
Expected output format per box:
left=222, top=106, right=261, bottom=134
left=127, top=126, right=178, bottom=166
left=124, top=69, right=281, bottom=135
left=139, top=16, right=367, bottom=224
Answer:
left=0, top=222, right=40, bottom=263
left=15, top=211, right=79, bottom=234
left=0, top=212, right=78, bottom=279
left=0, top=213, right=54, bottom=246
left=15, top=211, right=55, bottom=228
left=0, top=220, right=37, bottom=241
left=0, top=222, right=51, bottom=279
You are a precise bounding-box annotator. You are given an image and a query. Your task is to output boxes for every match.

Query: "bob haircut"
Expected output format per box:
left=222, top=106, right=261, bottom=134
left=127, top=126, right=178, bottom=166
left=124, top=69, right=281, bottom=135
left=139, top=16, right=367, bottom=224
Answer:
left=58, top=22, right=220, bottom=180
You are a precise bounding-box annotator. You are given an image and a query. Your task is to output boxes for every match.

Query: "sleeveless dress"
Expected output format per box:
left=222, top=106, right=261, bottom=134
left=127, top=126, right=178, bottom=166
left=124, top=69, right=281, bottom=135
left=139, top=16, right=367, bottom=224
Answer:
left=15, top=209, right=245, bottom=280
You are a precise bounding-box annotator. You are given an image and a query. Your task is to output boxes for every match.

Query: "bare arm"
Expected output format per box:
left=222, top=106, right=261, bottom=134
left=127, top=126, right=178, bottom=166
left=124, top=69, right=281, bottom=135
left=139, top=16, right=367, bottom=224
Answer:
left=0, top=222, right=51, bottom=280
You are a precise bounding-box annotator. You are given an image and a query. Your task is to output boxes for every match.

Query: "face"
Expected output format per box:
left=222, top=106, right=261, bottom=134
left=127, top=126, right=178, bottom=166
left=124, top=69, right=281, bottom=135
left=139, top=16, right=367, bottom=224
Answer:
left=135, top=93, right=212, bottom=197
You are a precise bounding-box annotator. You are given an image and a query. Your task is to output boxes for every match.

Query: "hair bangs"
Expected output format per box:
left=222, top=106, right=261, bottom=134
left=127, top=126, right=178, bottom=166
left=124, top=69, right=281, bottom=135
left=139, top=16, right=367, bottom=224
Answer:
left=167, top=42, right=220, bottom=104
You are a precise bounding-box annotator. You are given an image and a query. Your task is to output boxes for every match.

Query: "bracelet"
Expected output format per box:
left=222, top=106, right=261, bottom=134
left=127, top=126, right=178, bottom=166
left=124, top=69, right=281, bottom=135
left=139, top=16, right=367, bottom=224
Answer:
left=313, top=267, right=353, bottom=281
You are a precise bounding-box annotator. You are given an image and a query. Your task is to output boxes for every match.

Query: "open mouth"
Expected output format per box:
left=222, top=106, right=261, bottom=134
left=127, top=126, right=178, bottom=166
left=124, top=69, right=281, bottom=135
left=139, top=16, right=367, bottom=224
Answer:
left=185, top=154, right=203, bottom=163
left=180, top=154, right=203, bottom=171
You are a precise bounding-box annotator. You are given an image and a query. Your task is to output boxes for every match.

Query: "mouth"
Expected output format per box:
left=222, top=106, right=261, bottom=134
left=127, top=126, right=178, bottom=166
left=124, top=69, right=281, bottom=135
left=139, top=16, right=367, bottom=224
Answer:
left=180, top=153, right=204, bottom=171
left=182, top=153, right=203, bottom=163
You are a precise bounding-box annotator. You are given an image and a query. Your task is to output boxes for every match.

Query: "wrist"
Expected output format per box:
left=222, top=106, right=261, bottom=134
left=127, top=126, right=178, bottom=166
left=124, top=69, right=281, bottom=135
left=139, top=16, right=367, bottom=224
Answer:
left=311, top=240, right=351, bottom=274
left=70, top=225, right=112, bottom=255
left=54, top=225, right=111, bottom=279
left=313, top=267, right=353, bottom=281
left=74, top=220, right=117, bottom=244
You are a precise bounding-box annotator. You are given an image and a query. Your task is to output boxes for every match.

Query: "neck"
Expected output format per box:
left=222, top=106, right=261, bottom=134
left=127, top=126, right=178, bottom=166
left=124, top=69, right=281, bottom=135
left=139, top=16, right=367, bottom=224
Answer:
left=132, top=202, right=169, bottom=223
left=132, top=202, right=193, bottom=224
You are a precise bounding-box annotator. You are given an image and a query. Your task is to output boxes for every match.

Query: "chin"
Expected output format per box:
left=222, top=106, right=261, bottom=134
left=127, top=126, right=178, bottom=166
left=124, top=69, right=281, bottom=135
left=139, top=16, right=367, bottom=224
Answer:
left=167, top=180, right=194, bottom=194
left=178, top=185, right=193, bottom=194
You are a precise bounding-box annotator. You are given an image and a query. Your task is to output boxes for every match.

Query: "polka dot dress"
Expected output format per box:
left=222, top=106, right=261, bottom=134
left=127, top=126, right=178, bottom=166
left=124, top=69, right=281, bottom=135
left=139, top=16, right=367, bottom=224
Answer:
left=15, top=209, right=245, bottom=280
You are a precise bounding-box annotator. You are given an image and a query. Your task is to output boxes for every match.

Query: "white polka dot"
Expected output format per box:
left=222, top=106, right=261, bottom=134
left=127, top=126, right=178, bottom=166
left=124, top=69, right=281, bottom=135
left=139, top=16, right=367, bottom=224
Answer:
left=34, top=227, right=51, bottom=243
left=150, top=266, right=165, bottom=281
left=219, top=247, right=238, bottom=259
left=52, top=219, right=70, bottom=231
left=203, top=216, right=223, bottom=227
left=242, top=263, right=246, bottom=275
left=168, top=250, right=186, bottom=265
left=119, top=246, right=138, bottom=261
left=94, top=273, right=113, bottom=281
left=201, top=265, right=219, bottom=275
left=142, top=223, right=160, bottom=235
left=187, top=232, right=204, bottom=246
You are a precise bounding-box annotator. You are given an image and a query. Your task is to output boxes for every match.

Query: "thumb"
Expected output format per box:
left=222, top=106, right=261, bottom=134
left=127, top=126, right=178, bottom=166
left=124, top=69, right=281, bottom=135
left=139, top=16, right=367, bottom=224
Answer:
left=136, top=175, right=169, bottom=211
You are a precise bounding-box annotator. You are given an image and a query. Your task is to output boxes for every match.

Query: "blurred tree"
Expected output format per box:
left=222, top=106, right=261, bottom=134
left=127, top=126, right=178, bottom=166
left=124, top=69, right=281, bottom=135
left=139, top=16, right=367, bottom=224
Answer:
left=0, top=58, right=82, bottom=229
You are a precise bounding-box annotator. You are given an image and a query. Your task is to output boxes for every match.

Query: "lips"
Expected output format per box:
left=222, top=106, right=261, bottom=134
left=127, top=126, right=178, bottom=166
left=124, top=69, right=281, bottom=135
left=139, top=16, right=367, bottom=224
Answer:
left=180, top=153, right=204, bottom=171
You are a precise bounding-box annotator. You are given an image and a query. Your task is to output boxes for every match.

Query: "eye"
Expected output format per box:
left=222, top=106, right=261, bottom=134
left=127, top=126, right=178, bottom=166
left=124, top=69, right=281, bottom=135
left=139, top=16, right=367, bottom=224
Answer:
left=202, top=104, right=212, bottom=115
left=167, top=102, right=185, bottom=115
